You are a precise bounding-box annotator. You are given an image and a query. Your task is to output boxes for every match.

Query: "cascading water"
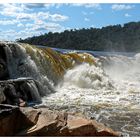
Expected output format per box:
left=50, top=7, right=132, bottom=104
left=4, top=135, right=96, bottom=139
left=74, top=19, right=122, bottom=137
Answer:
left=0, top=41, right=95, bottom=102
left=42, top=53, right=140, bottom=136
left=1, top=41, right=140, bottom=136
left=4, top=43, right=55, bottom=97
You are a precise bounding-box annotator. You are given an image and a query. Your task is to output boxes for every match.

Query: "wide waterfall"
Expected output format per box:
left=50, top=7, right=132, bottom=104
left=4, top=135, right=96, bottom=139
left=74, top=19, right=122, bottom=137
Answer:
left=1, top=41, right=140, bottom=136
left=0, top=41, right=95, bottom=98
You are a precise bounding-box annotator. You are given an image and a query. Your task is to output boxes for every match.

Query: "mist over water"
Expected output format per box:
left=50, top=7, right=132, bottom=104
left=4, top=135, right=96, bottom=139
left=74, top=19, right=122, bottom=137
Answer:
left=42, top=53, right=140, bottom=136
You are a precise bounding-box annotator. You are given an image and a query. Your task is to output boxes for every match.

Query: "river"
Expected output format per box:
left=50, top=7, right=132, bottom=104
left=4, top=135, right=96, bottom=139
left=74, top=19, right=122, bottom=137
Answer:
left=2, top=42, right=140, bottom=136
left=40, top=47, right=140, bottom=136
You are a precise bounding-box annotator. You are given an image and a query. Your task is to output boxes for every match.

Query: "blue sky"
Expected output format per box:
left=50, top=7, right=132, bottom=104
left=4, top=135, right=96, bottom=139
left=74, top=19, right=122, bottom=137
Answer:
left=0, top=3, right=140, bottom=41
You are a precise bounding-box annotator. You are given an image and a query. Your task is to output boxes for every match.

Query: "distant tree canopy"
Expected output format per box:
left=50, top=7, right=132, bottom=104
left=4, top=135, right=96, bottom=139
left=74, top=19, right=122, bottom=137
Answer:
left=17, top=21, right=140, bottom=52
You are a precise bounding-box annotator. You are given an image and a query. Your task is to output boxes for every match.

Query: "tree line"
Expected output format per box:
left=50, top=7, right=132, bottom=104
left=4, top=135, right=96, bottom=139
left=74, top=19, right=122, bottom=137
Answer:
left=17, top=21, right=140, bottom=52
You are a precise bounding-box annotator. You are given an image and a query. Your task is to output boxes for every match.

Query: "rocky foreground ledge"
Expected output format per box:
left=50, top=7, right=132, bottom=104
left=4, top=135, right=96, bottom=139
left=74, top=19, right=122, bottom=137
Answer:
left=0, top=104, right=120, bottom=136
left=0, top=79, right=120, bottom=136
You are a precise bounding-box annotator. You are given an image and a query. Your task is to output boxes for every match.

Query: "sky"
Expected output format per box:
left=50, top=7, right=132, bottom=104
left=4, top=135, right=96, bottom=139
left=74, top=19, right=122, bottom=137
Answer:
left=0, top=3, right=140, bottom=41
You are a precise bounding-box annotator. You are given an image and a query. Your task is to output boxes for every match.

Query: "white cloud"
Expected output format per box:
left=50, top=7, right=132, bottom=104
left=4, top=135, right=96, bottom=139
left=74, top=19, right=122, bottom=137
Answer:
left=124, top=13, right=132, bottom=17
left=37, top=12, right=69, bottom=22
left=50, top=14, right=69, bottom=22
left=0, top=19, right=19, bottom=25
left=3, top=4, right=23, bottom=12
left=85, top=4, right=101, bottom=9
left=0, top=7, right=69, bottom=23
left=0, top=29, right=18, bottom=41
left=31, top=22, right=65, bottom=33
left=0, top=23, right=64, bottom=41
left=0, top=3, right=69, bottom=40
left=0, top=3, right=69, bottom=23
left=32, top=12, right=68, bottom=23
left=25, top=23, right=33, bottom=28
left=24, top=3, right=63, bottom=9
left=72, top=3, right=101, bottom=10
left=16, top=13, right=35, bottom=20
left=45, top=23, right=64, bottom=31
left=17, top=21, right=66, bottom=39
left=55, top=4, right=64, bottom=9
left=82, top=11, right=94, bottom=16
left=0, top=3, right=28, bottom=16
left=111, top=4, right=135, bottom=11
left=25, top=3, right=48, bottom=9
left=84, top=18, right=90, bottom=22
left=36, top=12, right=50, bottom=20
left=35, top=19, right=44, bottom=25
left=17, top=23, right=24, bottom=27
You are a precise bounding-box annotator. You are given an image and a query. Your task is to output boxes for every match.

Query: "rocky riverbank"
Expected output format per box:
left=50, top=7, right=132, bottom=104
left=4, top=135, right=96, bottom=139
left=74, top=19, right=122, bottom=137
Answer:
left=0, top=104, right=120, bottom=136
left=0, top=78, right=121, bottom=136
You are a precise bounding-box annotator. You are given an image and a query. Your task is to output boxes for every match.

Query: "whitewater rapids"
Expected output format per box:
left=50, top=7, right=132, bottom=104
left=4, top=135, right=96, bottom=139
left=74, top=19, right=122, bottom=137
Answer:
left=42, top=53, right=140, bottom=136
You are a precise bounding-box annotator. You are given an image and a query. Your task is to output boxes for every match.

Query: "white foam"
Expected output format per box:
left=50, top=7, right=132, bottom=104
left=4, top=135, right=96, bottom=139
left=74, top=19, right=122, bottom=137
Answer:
left=42, top=53, right=140, bottom=113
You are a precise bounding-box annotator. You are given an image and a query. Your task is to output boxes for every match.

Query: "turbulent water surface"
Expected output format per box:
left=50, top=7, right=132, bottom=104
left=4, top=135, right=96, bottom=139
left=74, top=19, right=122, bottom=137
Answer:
left=42, top=51, right=140, bottom=136
left=1, top=42, right=140, bottom=136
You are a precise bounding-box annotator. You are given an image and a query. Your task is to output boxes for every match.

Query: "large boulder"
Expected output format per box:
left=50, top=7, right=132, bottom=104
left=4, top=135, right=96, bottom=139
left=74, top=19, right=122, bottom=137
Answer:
left=0, top=88, right=6, bottom=103
left=60, top=115, right=120, bottom=136
left=0, top=78, right=42, bottom=106
left=0, top=104, right=34, bottom=136
left=0, top=104, right=120, bottom=136
left=18, top=107, right=120, bottom=136
left=18, top=107, right=67, bottom=136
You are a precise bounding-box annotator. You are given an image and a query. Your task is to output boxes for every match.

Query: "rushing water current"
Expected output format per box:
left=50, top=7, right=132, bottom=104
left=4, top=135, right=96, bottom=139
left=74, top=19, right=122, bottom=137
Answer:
left=41, top=51, right=140, bottom=136
left=1, top=42, right=140, bottom=136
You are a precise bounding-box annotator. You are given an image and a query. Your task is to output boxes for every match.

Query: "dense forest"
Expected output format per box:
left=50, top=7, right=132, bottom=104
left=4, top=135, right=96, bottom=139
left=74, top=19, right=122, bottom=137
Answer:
left=18, top=21, right=140, bottom=52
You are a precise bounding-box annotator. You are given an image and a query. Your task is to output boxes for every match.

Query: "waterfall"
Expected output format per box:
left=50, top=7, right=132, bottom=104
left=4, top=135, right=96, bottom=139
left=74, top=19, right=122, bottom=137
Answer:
left=3, top=43, right=55, bottom=97
left=0, top=41, right=96, bottom=100
left=1, top=41, right=140, bottom=135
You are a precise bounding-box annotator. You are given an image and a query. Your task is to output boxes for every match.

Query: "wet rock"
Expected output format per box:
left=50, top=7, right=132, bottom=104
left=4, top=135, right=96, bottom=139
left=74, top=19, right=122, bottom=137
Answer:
left=0, top=42, right=9, bottom=80
left=60, top=115, right=120, bottom=136
left=18, top=108, right=67, bottom=136
left=60, top=116, right=96, bottom=136
left=18, top=107, right=120, bottom=136
left=20, top=107, right=41, bottom=125
left=0, top=104, right=34, bottom=136
left=0, top=88, right=6, bottom=103
left=0, top=78, right=42, bottom=106
left=0, top=58, right=9, bottom=80
left=19, top=98, right=26, bottom=107
left=0, top=103, right=120, bottom=136
left=3, top=83, right=20, bottom=106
